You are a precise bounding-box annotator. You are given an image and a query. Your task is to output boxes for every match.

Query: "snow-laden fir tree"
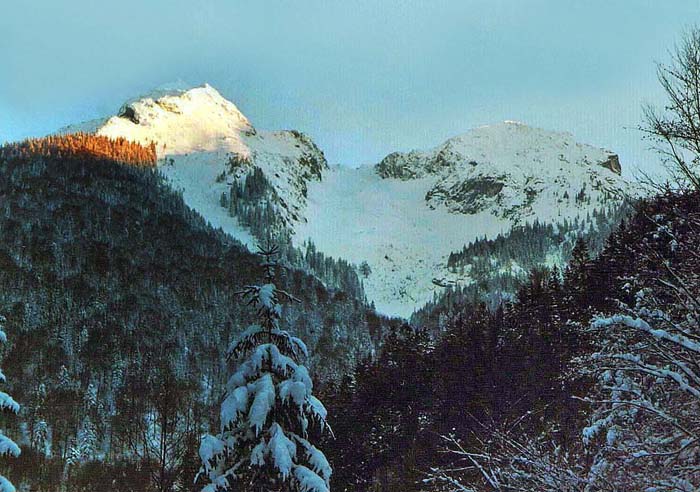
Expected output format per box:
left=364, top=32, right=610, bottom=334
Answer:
left=199, top=245, right=332, bottom=492
left=0, top=315, right=20, bottom=492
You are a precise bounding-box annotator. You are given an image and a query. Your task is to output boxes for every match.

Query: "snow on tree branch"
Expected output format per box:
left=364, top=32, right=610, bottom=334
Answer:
left=0, top=316, right=20, bottom=492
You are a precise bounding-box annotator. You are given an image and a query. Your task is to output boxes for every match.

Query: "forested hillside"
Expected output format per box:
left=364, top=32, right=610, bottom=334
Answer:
left=0, top=151, right=395, bottom=491
left=319, top=186, right=700, bottom=491
left=1, top=133, right=157, bottom=167
left=413, top=202, right=633, bottom=330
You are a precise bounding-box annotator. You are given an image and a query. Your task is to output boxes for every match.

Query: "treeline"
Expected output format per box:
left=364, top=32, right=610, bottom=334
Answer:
left=447, top=203, right=632, bottom=275
left=0, top=133, right=157, bottom=167
left=0, top=152, right=393, bottom=491
left=221, top=166, right=288, bottom=239
left=294, top=241, right=363, bottom=299
left=221, top=166, right=365, bottom=298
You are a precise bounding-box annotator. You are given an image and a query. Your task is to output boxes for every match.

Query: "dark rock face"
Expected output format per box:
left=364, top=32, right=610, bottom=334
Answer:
left=375, top=128, right=626, bottom=223
left=601, top=154, right=621, bottom=175
left=288, top=130, right=329, bottom=181
left=376, top=152, right=419, bottom=179
left=117, top=105, right=139, bottom=124
left=376, top=146, right=459, bottom=180
left=426, top=176, right=506, bottom=214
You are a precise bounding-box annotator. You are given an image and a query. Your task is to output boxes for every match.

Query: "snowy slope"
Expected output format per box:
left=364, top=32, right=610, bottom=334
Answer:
left=59, top=84, right=327, bottom=236
left=294, top=165, right=513, bottom=315
left=58, top=86, right=630, bottom=318
left=295, top=122, right=630, bottom=317
left=377, top=121, right=625, bottom=222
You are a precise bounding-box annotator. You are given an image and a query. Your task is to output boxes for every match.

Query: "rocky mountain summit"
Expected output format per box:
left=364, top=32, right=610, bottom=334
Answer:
left=59, top=86, right=631, bottom=317
left=376, top=121, right=626, bottom=222
left=61, top=84, right=327, bottom=234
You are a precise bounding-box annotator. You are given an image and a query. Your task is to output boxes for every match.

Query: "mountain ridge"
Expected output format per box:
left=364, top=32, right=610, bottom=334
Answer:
left=56, top=84, right=632, bottom=317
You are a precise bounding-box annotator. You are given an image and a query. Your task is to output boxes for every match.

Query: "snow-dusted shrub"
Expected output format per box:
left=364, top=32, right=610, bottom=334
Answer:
left=424, top=424, right=588, bottom=492
left=579, top=275, right=700, bottom=491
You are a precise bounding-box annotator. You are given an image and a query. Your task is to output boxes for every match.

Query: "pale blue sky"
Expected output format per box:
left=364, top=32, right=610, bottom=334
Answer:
left=1, top=1, right=699, bottom=175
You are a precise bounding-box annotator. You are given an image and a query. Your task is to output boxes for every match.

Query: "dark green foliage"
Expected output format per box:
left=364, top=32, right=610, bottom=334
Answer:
left=359, top=261, right=371, bottom=278
left=228, top=166, right=287, bottom=240
left=323, top=197, right=645, bottom=491
left=0, top=153, right=389, bottom=491
left=321, top=325, right=435, bottom=492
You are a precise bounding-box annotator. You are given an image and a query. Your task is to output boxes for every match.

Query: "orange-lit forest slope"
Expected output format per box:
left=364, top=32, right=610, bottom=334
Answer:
left=0, top=133, right=157, bottom=167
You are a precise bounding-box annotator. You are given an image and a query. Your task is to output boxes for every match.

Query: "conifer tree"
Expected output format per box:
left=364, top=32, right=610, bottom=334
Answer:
left=0, top=315, right=20, bottom=492
left=564, top=237, right=590, bottom=287
left=199, top=245, right=332, bottom=492
left=358, top=261, right=371, bottom=278
left=563, top=237, right=592, bottom=314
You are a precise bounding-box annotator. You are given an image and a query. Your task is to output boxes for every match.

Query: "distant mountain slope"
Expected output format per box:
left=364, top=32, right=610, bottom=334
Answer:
left=60, top=85, right=632, bottom=317
left=376, top=121, right=623, bottom=220
left=296, top=123, right=630, bottom=316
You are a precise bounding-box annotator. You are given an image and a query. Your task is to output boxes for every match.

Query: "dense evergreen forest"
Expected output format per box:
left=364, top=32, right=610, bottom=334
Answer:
left=321, top=188, right=700, bottom=491
left=0, top=152, right=397, bottom=491
left=446, top=204, right=631, bottom=276
left=1, top=134, right=157, bottom=167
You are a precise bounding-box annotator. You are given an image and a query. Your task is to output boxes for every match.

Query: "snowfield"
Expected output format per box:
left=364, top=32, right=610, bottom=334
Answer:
left=294, top=165, right=512, bottom=316
left=295, top=122, right=630, bottom=316
left=159, top=152, right=257, bottom=249
left=58, top=84, right=631, bottom=318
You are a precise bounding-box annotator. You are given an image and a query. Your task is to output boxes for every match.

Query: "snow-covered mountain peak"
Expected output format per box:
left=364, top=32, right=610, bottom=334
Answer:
left=94, top=83, right=255, bottom=156
left=293, top=124, right=631, bottom=316
left=58, top=84, right=328, bottom=236
left=56, top=91, right=630, bottom=318
left=121, top=82, right=231, bottom=109
left=374, top=122, right=626, bottom=223
left=377, top=121, right=621, bottom=181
